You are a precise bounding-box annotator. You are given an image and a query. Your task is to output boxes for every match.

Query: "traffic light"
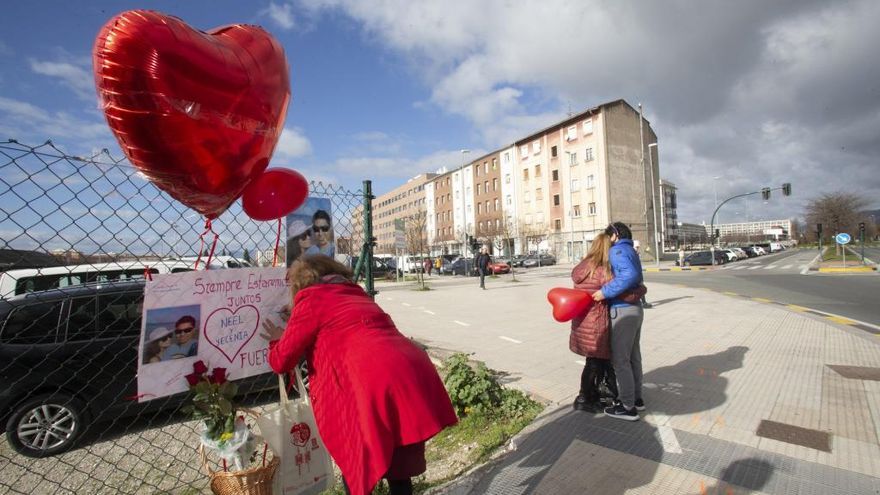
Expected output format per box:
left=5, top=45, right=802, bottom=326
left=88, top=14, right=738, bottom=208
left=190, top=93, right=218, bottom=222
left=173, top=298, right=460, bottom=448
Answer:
left=782, top=183, right=791, bottom=196
left=817, top=223, right=822, bottom=235
left=761, top=187, right=771, bottom=201
left=714, top=228, right=720, bottom=240
left=860, top=222, right=866, bottom=233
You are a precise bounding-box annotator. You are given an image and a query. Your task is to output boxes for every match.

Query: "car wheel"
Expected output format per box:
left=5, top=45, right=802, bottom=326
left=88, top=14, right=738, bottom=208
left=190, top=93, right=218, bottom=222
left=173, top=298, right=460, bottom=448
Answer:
left=5, top=393, right=86, bottom=458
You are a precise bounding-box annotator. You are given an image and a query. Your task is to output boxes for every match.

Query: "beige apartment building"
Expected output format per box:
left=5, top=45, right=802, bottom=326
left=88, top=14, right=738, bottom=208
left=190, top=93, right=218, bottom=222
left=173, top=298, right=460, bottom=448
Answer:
left=372, top=173, right=435, bottom=255
left=514, top=100, right=660, bottom=262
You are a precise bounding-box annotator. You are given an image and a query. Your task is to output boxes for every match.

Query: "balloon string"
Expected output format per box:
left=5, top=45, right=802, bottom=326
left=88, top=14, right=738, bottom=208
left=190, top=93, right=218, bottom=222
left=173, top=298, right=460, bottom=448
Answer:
left=143, top=268, right=153, bottom=281
left=272, top=218, right=282, bottom=267
left=194, top=219, right=220, bottom=270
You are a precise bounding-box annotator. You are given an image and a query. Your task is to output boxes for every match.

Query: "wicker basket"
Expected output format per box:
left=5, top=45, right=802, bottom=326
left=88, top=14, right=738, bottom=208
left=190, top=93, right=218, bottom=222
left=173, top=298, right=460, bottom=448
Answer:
left=200, top=444, right=280, bottom=495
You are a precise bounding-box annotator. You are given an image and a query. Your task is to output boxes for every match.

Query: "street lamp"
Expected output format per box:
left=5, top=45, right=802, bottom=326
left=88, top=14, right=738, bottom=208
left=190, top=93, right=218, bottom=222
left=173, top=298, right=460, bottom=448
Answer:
left=648, top=143, right=660, bottom=267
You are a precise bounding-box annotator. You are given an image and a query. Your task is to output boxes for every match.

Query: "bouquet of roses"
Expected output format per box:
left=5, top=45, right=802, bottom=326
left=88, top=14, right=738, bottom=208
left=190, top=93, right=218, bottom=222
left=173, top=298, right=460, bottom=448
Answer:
left=184, top=360, right=238, bottom=442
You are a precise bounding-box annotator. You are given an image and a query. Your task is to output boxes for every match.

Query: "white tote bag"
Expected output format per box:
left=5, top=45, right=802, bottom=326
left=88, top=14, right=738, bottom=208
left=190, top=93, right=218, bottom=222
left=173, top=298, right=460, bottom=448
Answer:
left=257, top=369, right=334, bottom=495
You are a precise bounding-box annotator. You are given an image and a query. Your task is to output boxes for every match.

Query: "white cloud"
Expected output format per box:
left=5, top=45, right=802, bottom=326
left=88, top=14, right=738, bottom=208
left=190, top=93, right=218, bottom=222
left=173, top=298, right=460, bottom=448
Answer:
left=0, top=96, right=110, bottom=144
left=273, top=127, right=313, bottom=160
left=261, top=2, right=297, bottom=30
left=299, top=0, right=880, bottom=221
left=29, top=59, right=95, bottom=100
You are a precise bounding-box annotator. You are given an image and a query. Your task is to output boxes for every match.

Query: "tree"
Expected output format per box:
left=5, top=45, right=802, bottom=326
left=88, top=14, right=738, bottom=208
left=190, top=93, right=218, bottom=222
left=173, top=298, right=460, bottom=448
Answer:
left=805, top=192, right=869, bottom=248
left=404, top=208, right=429, bottom=290
left=242, top=249, right=251, bottom=263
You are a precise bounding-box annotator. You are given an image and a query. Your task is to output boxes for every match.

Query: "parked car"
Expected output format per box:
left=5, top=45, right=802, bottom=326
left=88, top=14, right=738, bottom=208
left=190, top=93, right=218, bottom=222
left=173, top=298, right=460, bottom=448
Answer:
left=729, top=248, right=749, bottom=260
left=740, top=247, right=758, bottom=258
left=521, top=254, right=557, bottom=268
left=509, top=255, right=529, bottom=268
left=676, top=251, right=726, bottom=266
left=486, top=261, right=510, bottom=274
left=440, top=257, right=476, bottom=276
left=721, top=249, right=738, bottom=262
left=0, top=280, right=278, bottom=458
left=750, top=246, right=767, bottom=256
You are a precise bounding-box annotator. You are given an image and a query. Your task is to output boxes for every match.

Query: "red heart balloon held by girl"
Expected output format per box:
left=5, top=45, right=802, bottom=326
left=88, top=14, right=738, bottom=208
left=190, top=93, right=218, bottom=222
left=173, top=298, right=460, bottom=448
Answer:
left=93, top=10, right=291, bottom=219
left=241, top=168, right=309, bottom=221
left=547, top=287, right=593, bottom=323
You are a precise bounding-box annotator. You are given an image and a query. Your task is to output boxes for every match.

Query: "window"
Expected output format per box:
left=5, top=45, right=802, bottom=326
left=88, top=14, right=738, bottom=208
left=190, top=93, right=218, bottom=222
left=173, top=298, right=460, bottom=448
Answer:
left=494, top=198, right=499, bottom=211
left=98, top=292, right=143, bottom=337
left=569, top=152, right=577, bottom=165
left=493, top=178, right=498, bottom=191
left=572, top=178, right=580, bottom=191
left=551, top=145, right=558, bottom=158
left=520, top=145, right=528, bottom=158
left=533, top=140, right=541, bottom=154
left=503, top=152, right=510, bottom=164
left=588, top=202, right=597, bottom=216
left=66, top=296, right=99, bottom=341
left=586, top=174, right=595, bottom=188
left=484, top=181, right=489, bottom=192
left=535, top=164, right=541, bottom=177
left=484, top=163, right=488, bottom=174
left=583, top=119, right=593, bottom=135
left=566, top=125, right=577, bottom=141
left=523, top=169, right=529, bottom=180
left=573, top=205, right=581, bottom=217
left=485, top=200, right=490, bottom=212
left=506, top=195, right=512, bottom=206
left=553, top=194, right=560, bottom=206
left=505, top=174, right=511, bottom=184
left=492, top=158, right=497, bottom=169
left=475, top=167, right=480, bottom=177
left=554, top=219, right=562, bottom=231
left=536, top=188, right=543, bottom=200
left=477, top=203, right=482, bottom=214
left=455, top=190, right=460, bottom=199
left=585, top=147, right=594, bottom=161
left=466, top=187, right=471, bottom=196
left=1, top=301, right=63, bottom=344
left=552, top=170, right=559, bottom=181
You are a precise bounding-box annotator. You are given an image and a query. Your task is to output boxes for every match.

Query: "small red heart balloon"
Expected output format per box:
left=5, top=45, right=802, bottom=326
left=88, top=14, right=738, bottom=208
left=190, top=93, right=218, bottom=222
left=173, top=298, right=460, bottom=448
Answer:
left=547, top=288, right=593, bottom=322
left=241, top=168, right=309, bottom=221
left=93, top=10, right=291, bottom=219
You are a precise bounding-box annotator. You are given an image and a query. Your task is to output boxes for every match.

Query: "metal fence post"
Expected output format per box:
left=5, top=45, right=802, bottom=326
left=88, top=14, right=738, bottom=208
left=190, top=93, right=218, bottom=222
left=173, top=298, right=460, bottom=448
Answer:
left=362, top=180, right=376, bottom=298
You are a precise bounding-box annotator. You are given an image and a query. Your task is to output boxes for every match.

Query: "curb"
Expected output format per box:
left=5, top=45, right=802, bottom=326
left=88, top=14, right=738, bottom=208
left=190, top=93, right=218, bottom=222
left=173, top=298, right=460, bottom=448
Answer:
left=817, top=266, right=876, bottom=273
left=705, top=288, right=880, bottom=336
left=643, top=266, right=712, bottom=272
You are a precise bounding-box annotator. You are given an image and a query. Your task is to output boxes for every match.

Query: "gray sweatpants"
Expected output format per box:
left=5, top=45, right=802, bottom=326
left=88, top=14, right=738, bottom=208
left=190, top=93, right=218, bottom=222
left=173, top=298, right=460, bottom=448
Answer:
left=610, top=304, right=644, bottom=410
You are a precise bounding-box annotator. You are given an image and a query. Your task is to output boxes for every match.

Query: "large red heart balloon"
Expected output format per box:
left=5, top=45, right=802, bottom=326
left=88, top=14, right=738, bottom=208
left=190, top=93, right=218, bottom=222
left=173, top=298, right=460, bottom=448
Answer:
left=547, top=287, right=593, bottom=322
left=241, top=168, right=309, bottom=221
left=93, top=10, right=291, bottom=219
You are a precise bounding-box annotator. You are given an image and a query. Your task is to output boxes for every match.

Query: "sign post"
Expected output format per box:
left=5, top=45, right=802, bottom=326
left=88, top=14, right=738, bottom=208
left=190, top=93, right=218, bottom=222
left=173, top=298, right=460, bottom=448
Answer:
left=835, top=233, right=851, bottom=270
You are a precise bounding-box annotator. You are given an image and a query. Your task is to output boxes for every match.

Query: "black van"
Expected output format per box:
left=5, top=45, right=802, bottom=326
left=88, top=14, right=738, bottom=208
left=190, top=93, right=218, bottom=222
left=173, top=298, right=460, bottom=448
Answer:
left=0, top=280, right=277, bottom=458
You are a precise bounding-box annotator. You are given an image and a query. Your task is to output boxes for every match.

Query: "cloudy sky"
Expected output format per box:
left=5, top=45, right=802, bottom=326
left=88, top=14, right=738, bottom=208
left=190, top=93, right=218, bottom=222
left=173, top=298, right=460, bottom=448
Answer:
left=1, top=0, right=877, bottom=226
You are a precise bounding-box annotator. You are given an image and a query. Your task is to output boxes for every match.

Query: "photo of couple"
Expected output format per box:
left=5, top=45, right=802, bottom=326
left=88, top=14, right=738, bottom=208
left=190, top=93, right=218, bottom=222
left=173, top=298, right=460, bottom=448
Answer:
left=286, top=196, right=335, bottom=265
left=141, top=304, right=201, bottom=364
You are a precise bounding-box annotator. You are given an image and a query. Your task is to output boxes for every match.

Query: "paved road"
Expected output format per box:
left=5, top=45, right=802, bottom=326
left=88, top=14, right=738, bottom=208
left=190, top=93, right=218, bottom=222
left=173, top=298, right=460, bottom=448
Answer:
left=645, top=249, right=880, bottom=327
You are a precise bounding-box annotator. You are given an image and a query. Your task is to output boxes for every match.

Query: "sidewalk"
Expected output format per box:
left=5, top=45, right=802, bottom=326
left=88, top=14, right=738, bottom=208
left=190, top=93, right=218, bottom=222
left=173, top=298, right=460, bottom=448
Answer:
left=375, top=270, right=880, bottom=494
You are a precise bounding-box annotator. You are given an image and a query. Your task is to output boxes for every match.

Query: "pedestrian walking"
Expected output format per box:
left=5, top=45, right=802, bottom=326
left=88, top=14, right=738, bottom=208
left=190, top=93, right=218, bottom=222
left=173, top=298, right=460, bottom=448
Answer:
left=678, top=247, right=685, bottom=267
left=424, top=258, right=433, bottom=277
left=476, top=246, right=491, bottom=289
left=593, top=222, right=647, bottom=421
left=262, top=255, right=458, bottom=495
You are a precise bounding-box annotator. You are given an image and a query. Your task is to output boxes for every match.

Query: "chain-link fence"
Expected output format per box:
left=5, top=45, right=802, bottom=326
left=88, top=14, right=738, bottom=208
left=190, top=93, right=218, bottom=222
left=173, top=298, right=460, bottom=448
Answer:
left=0, top=139, right=374, bottom=494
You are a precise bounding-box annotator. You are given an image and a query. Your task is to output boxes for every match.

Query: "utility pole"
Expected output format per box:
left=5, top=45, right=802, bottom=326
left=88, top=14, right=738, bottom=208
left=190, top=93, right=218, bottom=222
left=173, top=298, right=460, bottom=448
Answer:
left=648, top=143, right=660, bottom=267
left=638, top=103, right=649, bottom=261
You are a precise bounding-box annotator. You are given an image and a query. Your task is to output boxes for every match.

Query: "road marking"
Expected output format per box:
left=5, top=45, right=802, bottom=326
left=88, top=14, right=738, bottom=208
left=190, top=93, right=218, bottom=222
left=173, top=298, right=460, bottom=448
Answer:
left=402, top=302, right=411, bottom=307
left=499, top=336, right=522, bottom=344
left=764, top=265, right=777, bottom=270
left=781, top=264, right=793, bottom=270
left=722, top=291, right=739, bottom=297
left=733, top=265, right=748, bottom=270
left=749, top=266, right=762, bottom=270
left=423, top=310, right=435, bottom=315
left=826, top=315, right=856, bottom=325
left=786, top=304, right=808, bottom=312
left=453, top=320, right=470, bottom=327
left=752, top=297, right=773, bottom=303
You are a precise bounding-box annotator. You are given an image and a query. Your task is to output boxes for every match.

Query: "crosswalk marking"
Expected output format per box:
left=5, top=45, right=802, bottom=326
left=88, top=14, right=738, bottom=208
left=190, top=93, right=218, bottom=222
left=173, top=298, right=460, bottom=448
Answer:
left=749, top=266, right=762, bottom=270
left=733, top=266, right=748, bottom=270
left=781, top=264, right=793, bottom=269
left=764, top=265, right=777, bottom=270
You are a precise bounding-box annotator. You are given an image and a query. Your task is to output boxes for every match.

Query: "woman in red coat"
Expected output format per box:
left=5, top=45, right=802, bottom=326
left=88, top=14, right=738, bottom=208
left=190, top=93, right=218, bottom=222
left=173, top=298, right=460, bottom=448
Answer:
left=262, top=255, right=458, bottom=495
left=570, top=234, right=644, bottom=412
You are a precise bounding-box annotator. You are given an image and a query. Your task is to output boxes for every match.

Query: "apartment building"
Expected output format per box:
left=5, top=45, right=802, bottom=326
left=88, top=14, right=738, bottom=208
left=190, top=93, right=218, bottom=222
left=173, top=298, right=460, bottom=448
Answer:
left=707, top=219, right=794, bottom=243
left=659, top=179, right=679, bottom=251
left=514, top=100, right=660, bottom=262
left=372, top=173, right=435, bottom=254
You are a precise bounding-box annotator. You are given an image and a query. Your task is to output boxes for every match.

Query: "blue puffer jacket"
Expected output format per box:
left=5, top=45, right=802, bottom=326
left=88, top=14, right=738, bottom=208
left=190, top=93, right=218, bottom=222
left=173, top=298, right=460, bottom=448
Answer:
left=601, top=239, right=644, bottom=308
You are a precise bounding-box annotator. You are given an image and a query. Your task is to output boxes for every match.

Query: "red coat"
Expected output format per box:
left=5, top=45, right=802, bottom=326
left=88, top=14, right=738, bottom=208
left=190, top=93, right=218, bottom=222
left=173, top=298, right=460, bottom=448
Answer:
left=268, top=280, right=458, bottom=495
left=570, top=260, right=612, bottom=359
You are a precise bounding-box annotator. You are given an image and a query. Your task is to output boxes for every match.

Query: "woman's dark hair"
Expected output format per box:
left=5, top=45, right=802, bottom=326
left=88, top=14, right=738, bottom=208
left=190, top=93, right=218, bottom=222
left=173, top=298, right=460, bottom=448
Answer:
left=605, top=222, right=632, bottom=239
left=312, top=209, right=332, bottom=224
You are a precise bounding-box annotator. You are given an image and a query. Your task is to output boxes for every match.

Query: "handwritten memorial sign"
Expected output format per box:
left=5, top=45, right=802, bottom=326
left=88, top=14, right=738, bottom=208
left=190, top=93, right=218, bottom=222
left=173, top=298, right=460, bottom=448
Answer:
left=137, top=267, right=289, bottom=401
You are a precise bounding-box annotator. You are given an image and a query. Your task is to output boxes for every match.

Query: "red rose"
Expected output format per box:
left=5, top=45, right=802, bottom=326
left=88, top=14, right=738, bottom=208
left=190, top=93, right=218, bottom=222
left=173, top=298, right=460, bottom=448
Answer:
left=193, top=360, right=208, bottom=375
left=185, top=372, right=201, bottom=387
left=210, top=367, right=228, bottom=385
